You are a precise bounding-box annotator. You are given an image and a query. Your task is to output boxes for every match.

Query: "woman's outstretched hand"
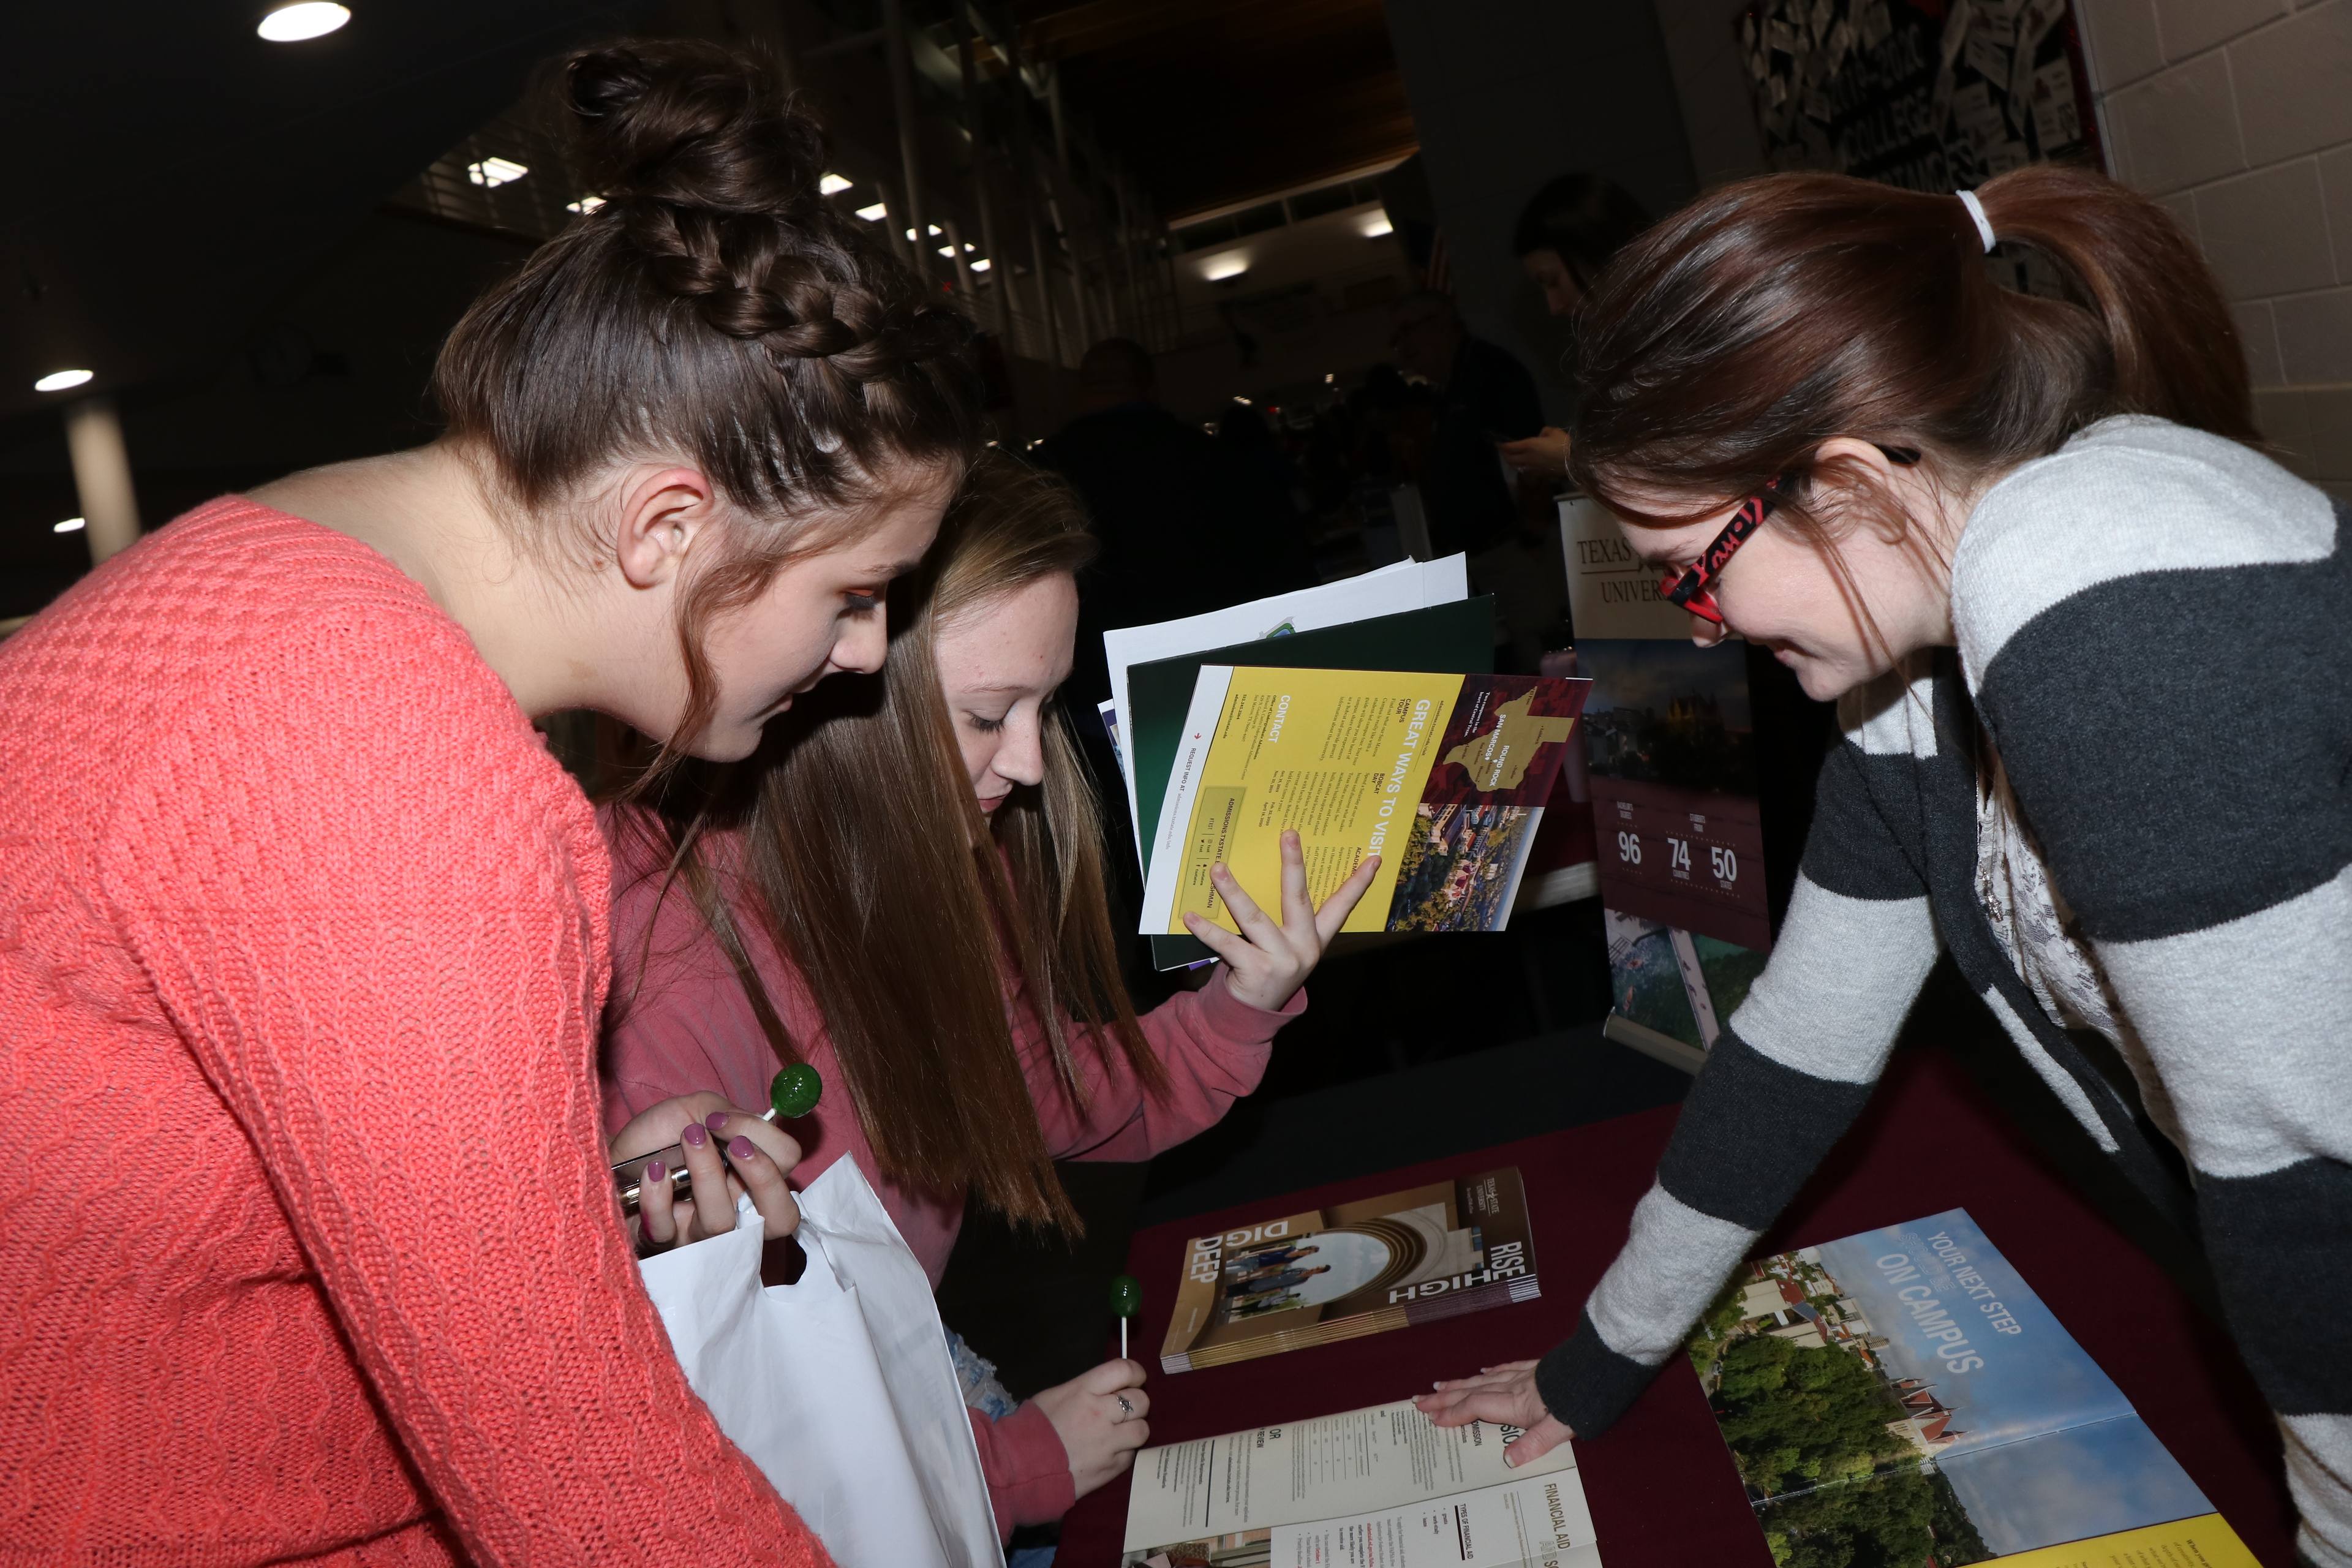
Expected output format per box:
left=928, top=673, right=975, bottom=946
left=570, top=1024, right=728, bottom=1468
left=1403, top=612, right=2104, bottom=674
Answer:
left=1414, top=1360, right=1575, bottom=1467
left=609, top=1090, right=803, bottom=1251
left=1181, top=829, right=1379, bottom=1012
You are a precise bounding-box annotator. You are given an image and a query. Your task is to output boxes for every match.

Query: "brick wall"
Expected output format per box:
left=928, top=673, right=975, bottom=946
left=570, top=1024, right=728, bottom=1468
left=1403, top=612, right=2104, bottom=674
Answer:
left=2079, top=0, right=2352, bottom=494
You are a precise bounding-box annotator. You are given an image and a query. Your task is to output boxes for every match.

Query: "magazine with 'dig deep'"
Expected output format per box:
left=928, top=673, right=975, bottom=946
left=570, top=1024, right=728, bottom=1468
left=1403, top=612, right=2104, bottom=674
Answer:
left=1161, top=1167, right=1539, bottom=1373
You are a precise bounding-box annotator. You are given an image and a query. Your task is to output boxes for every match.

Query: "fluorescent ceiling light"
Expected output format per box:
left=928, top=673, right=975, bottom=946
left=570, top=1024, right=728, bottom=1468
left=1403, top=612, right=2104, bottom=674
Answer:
left=54, top=517, right=85, bottom=534
left=257, top=3, right=350, bottom=42
left=1360, top=213, right=1394, bottom=238
left=970, top=258, right=991, bottom=271
left=935, top=242, right=978, bottom=257
left=467, top=157, right=528, bottom=188
left=819, top=173, right=853, bottom=195
left=856, top=203, right=888, bottom=222
left=565, top=195, right=605, bottom=214
left=1200, top=253, right=1248, bottom=282
left=903, top=225, right=946, bottom=241
left=34, top=369, right=93, bottom=393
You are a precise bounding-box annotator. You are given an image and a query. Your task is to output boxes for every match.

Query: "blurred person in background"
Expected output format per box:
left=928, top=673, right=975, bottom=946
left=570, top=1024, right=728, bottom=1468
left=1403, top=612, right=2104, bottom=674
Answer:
left=1387, top=290, right=1543, bottom=561
left=1499, top=173, right=1655, bottom=483
left=1034, top=337, right=1314, bottom=727
left=1033, top=337, right=1316, bottom=937
left=1217, top=399, right=1311, bottom=526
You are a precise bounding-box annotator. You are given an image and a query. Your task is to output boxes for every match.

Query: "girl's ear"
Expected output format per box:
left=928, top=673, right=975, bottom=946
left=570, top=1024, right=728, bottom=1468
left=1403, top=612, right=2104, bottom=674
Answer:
left=614, top=467, right=723, bottom=589
left=1807, top=438, right=1913, bottom=545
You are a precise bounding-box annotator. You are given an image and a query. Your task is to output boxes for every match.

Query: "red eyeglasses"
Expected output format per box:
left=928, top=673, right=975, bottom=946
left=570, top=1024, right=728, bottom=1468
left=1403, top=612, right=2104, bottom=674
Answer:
left=1658, top=483, right=1780, bottom=625
left=1657, top=447, right=1920, bottom=625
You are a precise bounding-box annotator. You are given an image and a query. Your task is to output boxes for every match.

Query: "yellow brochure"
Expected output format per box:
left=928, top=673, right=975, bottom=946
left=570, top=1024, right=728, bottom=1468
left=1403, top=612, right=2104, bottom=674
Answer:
left=1137, top=666, right=1590, bottom=938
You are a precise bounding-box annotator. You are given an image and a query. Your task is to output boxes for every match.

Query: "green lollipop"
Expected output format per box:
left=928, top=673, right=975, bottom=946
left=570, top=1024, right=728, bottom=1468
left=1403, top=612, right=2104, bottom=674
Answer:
left=1110, top=1273, right=1142, bottom=1360
left=614, top=1063, right=824, bottom=1219
left=770, top=1062, right=823, bottom=1120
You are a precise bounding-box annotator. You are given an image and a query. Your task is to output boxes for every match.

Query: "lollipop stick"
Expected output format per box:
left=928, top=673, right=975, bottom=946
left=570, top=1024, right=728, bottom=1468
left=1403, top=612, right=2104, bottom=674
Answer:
left=1109, top=1272, right=1141, bottom=1364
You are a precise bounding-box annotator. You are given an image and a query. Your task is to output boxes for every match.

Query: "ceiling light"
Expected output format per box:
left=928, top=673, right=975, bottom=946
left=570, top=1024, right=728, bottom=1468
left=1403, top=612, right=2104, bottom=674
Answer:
left=820, top=173, right=853, bottom=195
left=1360, top=213, right=1394, bottom=238
left=34, top=369, right=93, bottom=393
left=970, top=258, right=991, bottom=271
left=566, top=195, right=605, bottom=214
left=54, top=517, right=85, bottom=534
left=257, top=3, right=350, bottom=42
left=857, top=203, right=888, bottom=222
left=903, top=225, right=946, bottom=241
left=1200, top=253, right=1248, bottom=282
left=467, top=157, right=528, bottom=188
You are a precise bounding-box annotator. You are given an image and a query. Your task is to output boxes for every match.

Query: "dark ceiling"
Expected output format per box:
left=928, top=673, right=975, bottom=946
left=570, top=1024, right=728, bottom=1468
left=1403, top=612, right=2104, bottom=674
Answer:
left=0, top=0, right=1415, bottom=454
left=0, top=1, right=641, bottom=428
left=1017, top=0, right=1416, bottom=222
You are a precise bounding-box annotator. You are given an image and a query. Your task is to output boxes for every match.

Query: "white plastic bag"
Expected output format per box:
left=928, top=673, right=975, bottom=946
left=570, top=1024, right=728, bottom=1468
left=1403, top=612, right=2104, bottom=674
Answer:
left=638, top=1158, right=1000, bottom=1568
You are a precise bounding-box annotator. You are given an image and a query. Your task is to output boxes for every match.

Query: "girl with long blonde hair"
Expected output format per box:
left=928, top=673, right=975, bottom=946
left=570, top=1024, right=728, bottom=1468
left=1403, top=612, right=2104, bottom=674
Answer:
left=602, top=455, right=1376, bottom=1531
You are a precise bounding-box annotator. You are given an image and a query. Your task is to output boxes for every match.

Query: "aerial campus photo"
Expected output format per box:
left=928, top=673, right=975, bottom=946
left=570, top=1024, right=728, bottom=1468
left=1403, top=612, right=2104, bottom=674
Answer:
left=1683, top=1210, right=2217, bottom=1568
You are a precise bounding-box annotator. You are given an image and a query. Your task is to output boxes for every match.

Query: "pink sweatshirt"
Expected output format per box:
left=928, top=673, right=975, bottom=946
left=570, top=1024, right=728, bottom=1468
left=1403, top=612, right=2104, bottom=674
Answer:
left=598, top=810, right=1301, bottom=1535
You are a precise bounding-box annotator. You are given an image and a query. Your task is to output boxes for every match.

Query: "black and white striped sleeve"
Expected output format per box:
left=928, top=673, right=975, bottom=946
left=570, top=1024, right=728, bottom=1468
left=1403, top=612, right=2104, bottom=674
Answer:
left=1958, top=421, right=2352, bottom=1568
left=1534, top=661, right=1943, bottom=1437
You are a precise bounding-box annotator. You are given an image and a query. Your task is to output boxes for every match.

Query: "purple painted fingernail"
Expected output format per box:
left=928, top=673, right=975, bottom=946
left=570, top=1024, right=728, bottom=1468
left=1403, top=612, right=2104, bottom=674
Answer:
left=645, top=1159, right=666, bottom=1183
left=704, top=1112, right=730, bottom=1133
left=682, top=1122, right=707, bottom=1148
left=729, top=1136, right=755, bottom=1160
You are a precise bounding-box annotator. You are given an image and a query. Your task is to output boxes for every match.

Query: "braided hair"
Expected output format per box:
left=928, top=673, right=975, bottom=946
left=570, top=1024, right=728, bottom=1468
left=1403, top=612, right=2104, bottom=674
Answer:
left=433, top=38, right=982, bottom=761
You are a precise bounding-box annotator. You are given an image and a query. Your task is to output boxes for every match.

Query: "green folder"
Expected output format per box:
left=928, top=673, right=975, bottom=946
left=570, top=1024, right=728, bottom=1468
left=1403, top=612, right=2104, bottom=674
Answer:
left=1128, top=596, right=1498, bottom=969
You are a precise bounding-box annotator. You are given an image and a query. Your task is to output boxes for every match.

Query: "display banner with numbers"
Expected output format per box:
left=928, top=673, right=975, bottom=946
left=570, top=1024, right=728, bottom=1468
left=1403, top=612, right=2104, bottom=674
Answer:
left=1591, top=778, right=1773, bottom=952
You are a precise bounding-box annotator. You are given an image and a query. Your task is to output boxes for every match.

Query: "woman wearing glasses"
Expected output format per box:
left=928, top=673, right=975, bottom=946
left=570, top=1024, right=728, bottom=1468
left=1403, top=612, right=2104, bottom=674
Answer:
left=1418, top=165, right=2351, bottom=1568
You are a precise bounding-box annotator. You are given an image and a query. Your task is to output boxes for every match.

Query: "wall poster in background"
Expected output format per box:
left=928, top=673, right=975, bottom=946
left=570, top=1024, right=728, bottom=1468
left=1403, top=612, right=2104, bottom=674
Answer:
left=1734, top=0, right=2103, bottom=201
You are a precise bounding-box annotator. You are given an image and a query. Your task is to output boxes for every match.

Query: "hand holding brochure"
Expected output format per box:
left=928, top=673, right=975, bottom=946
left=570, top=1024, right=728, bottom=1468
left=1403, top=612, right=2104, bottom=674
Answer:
left=1121, top=1399, right=1600, bottom=1568
left=1139, top=669, right=1591, bottom=938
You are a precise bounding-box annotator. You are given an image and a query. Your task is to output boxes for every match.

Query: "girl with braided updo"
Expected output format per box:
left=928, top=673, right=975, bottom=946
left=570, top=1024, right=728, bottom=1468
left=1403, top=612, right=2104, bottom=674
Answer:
left=0, top=37, right=969, bottom=1567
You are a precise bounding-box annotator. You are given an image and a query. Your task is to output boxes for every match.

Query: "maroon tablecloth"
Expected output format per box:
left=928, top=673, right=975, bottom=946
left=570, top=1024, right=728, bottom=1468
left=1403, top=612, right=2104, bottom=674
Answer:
left=1059, top=1046, right=2299, bottom=1566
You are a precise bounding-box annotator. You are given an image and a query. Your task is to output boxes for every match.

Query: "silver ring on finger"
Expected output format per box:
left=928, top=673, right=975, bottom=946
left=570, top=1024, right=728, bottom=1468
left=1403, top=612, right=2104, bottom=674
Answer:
left=1116, top=1394, right=1136, bottom=1420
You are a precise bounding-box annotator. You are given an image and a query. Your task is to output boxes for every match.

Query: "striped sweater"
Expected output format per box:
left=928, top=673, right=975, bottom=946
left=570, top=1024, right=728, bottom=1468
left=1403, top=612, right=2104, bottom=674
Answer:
left=1536, top=418, right=2352, bottom=1567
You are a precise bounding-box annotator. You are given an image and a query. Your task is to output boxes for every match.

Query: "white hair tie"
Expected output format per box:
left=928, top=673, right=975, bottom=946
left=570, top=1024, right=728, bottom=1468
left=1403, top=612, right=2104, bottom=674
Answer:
left=1955, top=189, right=1996, bottom=252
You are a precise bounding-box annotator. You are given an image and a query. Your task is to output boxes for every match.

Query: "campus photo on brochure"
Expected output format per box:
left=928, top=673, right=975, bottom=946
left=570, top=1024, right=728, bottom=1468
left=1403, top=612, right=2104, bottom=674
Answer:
left=1685, top=1210, right=2258, bottom=1567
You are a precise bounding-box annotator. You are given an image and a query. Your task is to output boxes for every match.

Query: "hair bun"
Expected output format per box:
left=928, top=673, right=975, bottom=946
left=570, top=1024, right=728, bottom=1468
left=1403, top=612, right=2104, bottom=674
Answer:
left=564, top=40, right=826, bottom=217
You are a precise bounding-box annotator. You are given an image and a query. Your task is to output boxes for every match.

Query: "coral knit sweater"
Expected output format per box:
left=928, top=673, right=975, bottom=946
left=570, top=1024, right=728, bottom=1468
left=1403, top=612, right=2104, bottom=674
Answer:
left=0, top=499, right=828, bottom=1567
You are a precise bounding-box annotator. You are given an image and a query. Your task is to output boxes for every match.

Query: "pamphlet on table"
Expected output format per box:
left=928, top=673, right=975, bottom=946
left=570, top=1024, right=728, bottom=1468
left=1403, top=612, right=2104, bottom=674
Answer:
left=1121, top=1398, right=1600, bottom=1568
left=1160, top=1167, right=1539, bottom=1373
left=1138, top=668, right=1590, bottom=940
left=1689, top=1207, right=2260, bottom=1567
